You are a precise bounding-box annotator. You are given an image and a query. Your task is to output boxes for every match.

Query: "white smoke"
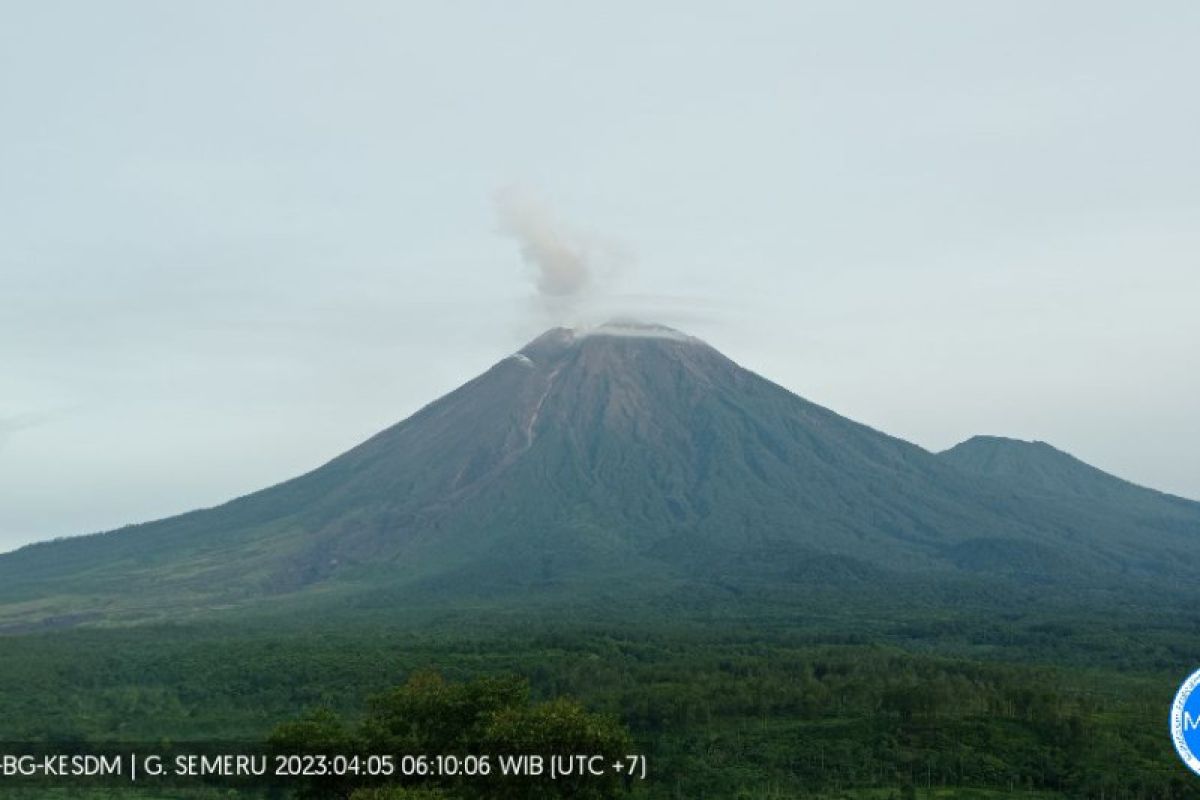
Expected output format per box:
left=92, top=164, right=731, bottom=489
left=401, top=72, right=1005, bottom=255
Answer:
left=492, top=187, right=723, bottom=336
left=494, top=186, right=630, bottom=320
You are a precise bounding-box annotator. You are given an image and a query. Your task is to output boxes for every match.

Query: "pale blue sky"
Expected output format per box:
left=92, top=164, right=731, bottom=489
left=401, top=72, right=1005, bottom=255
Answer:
left=2, top=2, right=1198, bottom=550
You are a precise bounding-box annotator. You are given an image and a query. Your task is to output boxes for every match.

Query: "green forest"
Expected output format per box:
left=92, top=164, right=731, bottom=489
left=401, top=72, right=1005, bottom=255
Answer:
left=1, top=594, right=1197, bottom=799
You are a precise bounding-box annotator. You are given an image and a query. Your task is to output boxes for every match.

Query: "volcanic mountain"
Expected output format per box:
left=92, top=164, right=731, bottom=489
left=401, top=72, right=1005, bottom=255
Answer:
left=1, top=322, right=1197, bottom=625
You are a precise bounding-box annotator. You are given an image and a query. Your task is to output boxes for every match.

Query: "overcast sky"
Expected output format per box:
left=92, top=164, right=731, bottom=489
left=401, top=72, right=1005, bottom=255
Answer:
left=2, top=2, right=1198, bottom=552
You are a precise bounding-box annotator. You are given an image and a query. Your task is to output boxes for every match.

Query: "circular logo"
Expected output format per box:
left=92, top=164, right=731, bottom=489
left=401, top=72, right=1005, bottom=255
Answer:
left=1171, top=668, right=1200, bottom=775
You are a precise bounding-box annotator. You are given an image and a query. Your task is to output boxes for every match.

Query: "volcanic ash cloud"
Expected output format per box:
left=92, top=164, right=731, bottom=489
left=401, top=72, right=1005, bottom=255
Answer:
left=495, top=186, right=641, bottom=315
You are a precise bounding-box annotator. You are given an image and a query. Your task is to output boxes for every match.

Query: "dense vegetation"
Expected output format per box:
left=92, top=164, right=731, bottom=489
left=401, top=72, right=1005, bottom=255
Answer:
left=270, top=671, right=630, bottom=799
left=0, top=598, right=1197, bottom=798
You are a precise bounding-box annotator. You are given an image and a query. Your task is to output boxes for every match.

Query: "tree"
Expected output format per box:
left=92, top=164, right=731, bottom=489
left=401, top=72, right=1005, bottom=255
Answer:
left=269, top=672, right=633, bottom=799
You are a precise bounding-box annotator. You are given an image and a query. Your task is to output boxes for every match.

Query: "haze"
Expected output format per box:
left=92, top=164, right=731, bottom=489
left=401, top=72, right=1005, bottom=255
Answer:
left=2, top=2, right=1198, bottom=551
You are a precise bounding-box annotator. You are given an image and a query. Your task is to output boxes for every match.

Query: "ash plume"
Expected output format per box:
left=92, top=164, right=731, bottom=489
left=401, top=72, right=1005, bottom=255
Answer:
left=492, top=187, right=718, bottom=335
left=494, top=186, right=629, bottom=319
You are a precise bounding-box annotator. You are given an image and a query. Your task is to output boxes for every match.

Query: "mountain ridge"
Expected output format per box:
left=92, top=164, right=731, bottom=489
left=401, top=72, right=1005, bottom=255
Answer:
left=940, top=434, right=1197, bottom=506
left=2, top=323, right=1197, bottom=626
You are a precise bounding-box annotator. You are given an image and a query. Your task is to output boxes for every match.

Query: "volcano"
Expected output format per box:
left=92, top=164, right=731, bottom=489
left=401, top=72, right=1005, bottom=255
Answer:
left=2, top=322, right=1197, bottom=625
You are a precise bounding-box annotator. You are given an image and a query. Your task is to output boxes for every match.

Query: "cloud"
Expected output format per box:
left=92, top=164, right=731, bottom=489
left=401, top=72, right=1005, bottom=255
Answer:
left=0, top=412, right=55, bottom=452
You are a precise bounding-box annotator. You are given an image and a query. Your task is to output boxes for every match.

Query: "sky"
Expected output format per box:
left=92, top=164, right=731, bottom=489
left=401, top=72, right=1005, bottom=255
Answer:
left=2, top=1, right=1198, bottom=552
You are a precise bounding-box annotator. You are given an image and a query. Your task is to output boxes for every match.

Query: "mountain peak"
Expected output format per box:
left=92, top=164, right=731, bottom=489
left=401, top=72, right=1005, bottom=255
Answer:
left=3, top=323, right=1198, bottom=625
left=938, top=435, right=1193, bottom=506
left=941, top=435, right=1086, bottom=469
left=954, top=434, right=1055, bottom=450
left=521, top=320, right=696, bottom=347
left=580, top=320, right=697, bottom=342
left=516, top=321, right=705, bottom=365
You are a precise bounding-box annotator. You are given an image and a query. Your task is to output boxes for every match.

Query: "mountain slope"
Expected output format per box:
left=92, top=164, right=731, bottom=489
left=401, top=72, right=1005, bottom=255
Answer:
left=1, top=323, right=1198, bottom=625
left=940, top=435, right=1195, bottom=510
left=932, top=435, right=1200, bottom=578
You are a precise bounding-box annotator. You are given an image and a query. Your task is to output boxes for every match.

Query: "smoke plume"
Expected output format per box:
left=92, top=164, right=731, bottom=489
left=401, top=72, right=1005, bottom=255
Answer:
left=494, top=186, right=629, bottom=319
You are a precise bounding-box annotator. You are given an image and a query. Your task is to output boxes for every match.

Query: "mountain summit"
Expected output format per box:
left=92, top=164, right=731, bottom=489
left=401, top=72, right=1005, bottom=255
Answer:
left=1, top=323, right=1197, bottom=626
